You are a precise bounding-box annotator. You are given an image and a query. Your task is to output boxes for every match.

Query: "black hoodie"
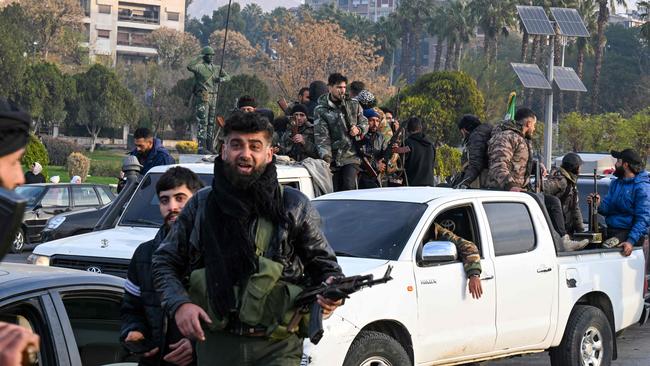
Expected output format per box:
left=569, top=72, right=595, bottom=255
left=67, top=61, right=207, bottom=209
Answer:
left=404, top=132, right=436, bottom=186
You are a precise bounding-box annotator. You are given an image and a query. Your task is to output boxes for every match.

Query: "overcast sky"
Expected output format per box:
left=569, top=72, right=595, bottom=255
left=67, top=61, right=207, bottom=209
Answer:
left=188, top=0, right=641, bottom=19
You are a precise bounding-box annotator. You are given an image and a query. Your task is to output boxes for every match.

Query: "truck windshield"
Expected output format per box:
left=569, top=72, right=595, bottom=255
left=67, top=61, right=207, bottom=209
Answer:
left=15, top=186, right=46, bottom=208
left=119, top=173, right=212, bottom=228
left=312, top=200, right=427, bottom=260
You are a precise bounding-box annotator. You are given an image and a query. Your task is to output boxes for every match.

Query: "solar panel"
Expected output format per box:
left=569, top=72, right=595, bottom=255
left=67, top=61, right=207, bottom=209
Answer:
left=553, top=66, right=587, bottom=92
left=511, top=63, right=552, bottom=90
left=517, top=5, right=555, bottom=36
left=551, top=8, right=590, bottom=37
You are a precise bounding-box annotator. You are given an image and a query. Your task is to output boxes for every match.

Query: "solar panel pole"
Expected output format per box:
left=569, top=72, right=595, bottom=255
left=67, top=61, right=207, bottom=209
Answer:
left=544, top=35, right=554, bottom=170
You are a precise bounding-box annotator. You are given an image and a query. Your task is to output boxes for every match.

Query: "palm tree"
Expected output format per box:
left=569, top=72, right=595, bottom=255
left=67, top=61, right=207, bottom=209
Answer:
left=575, top=0, right=597, bottom=111
left=639, top=1, right=650, bottom=44
left=519, top=0, right=533, bottom=62
left=468, top=0, right=518, bottom=66
left=591, top=0, right=626, bottom=113
left=429, top=6, right=447, bottom=71
left=395, top=0, right=436, bottom=82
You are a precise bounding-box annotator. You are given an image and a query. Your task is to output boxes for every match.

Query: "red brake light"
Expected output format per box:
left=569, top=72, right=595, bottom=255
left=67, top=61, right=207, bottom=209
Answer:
left=603, top=168, right=614, bottom=175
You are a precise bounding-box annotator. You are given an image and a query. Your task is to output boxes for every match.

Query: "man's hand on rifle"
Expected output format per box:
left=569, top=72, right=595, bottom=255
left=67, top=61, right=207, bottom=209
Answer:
left=349, top=126, right=360, bottom=137
left=292, top=134, right=305, bottom=145
left=316, top=276, right=343, bottom=319
left=586, top=193, right=601, bottom=207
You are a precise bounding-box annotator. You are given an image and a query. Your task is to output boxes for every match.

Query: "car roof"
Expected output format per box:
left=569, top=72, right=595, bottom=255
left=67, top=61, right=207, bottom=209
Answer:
left=0, top=263, right=123, bottom=300
left=147, top=161, right=312, bottom=179
left=313, top=187, right=525, bottom=204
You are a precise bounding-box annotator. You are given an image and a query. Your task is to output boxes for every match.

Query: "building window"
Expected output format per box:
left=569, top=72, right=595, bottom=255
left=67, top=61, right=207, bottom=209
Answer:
left=167, top=11, right=179, bottom=21
left=80, top=0, right=90, bottom=16
left=98, top=4, right=111, bottom=14
left=97, top=29, right=110, bottom=39
left=118, top=2, right=160, bottom=25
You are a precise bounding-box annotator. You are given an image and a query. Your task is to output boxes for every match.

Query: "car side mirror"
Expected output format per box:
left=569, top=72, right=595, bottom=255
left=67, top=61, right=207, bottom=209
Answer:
left=419, top=241, right=458, bottom=266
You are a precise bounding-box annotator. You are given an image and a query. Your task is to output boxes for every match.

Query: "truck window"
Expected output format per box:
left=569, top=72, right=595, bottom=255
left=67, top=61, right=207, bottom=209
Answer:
left=120, top=172, right=212, bottom=227
left=313, top=200, right=427, bottom=260
left=483, top=202, right=536, bottom=256
left=60, top=292, right=132, bottom=365
left=0, top=299, right=55, bottom=365
left=423, top=205, right=482, bottom=256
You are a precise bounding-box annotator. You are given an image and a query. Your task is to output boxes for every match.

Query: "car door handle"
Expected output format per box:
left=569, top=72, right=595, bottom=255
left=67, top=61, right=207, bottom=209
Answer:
left=481, top=275, right=494, bottom=281
left=537, top=267, right=552, bottom=273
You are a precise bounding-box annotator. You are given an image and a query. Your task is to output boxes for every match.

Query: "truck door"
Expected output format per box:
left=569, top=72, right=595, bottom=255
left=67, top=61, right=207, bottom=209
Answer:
left=481, top=200, right=556, bottom=350
left=413, top=203, right=497, bottom=362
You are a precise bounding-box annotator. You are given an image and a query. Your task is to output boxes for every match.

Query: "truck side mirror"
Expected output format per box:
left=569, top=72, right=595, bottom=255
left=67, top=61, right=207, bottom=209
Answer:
left=419, top=241, right=458, bottom=266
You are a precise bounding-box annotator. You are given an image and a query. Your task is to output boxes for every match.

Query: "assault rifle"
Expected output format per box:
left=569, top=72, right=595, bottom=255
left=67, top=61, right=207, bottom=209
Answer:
left=574, top=169, right=603, bottom=244
left=289, top=266, right=393, bottom=345
left=339, top=98, right=378, bottom=178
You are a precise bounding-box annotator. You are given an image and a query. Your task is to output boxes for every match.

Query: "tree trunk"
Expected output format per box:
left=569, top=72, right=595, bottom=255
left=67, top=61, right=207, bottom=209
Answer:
left=454, top=42, right=462, bottom=70
left=454, top=43, right=463, bottom=71
left=483, top=30, right=491, bottom=66
left=592, top=2, right=609, bottom=113
left=575, top=45, right=586, bottom=111
left=521, top=30, right=530, bottom=62
left=400, top=31, right=411, bottom=82
left=412, top=30, right=422, bottom=81
left=445, top=40, right=455, bottom=71
left=434, top=35, right=443, bottom=71
left=554, top=34, right=562, bottom=66
left=86, top=125, right=102, bottom=153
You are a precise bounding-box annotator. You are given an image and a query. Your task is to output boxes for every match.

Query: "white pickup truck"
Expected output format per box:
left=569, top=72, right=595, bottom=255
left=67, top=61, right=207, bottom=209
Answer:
left=304, top=187, right=649, bottom=366
left=27, top=161, right=318, bottom=277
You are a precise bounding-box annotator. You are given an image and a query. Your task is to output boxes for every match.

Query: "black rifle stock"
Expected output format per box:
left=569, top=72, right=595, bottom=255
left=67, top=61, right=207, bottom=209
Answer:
left=293, top=266, right=393, bottom=344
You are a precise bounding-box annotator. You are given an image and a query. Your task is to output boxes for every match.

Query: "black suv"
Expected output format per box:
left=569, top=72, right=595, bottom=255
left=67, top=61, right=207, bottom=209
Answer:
left=13, top=183, right=115, bottom=253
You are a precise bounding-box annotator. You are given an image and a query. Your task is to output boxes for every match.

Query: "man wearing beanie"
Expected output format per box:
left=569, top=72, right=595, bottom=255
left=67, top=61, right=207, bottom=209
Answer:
left=588, top=148, right=650, bottom=256
left=455, top=114, right=494, bottom=188
left=358, top=108, right=386, bottom=189
left=544, top=153, right=587, bottom=239
left=0, top=98, right=41, bottom=364
left=237, top=95, right=257, bottom=113
left=279, top=104, right=319, bottom=162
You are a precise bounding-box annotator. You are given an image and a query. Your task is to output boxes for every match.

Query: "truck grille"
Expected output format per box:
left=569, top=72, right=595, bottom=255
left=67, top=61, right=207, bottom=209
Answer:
left=51, top=255, right=129, bottom=278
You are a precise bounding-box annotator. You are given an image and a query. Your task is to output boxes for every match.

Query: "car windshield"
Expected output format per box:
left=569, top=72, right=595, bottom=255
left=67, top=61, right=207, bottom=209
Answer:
left=312, top=200, right=427, bottom=260
left=15, top=186, right=46, bottom=207
left=119, top=172, right=212, bottom=227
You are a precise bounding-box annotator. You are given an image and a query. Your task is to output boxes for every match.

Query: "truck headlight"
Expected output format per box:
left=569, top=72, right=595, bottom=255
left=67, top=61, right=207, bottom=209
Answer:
left=27, top=254, right=50, bottom=266
left=46, top=216, right=66, bottom=230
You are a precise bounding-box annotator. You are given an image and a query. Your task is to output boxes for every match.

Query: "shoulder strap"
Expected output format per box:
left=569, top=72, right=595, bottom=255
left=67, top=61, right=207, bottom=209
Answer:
left=254, top=186, right=284, bottom=256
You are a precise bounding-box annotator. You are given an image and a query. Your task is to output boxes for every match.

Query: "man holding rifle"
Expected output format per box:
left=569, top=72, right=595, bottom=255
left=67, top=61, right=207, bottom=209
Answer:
left=0, top=98, right=40, bottom=366
left=314, top=73, right=368, bottom=191
left=279, top=104, right=319, bottom=162
left=152, top=112, right=343, bottom=365
left=587, top=148, right=650, bottom=256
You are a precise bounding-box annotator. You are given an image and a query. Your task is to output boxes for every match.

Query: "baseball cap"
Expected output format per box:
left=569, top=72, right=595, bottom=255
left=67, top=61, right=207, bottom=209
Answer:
left=611, top=149, right=643, bottom=165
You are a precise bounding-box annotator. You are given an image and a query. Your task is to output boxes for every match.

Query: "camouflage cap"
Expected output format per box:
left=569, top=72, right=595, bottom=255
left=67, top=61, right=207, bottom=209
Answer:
left=201, top=46, right=216, bottom=55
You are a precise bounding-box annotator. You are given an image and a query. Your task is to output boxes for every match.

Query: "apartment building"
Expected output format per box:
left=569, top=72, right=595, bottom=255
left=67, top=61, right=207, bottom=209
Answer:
left=305, top=0, right=397, bottom=21
left=80, top=0, right=185, bottom=65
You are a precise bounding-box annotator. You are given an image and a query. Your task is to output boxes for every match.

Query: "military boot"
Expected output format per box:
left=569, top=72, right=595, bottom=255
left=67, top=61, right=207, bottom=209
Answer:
left=562, top=234, right=590, bottom=251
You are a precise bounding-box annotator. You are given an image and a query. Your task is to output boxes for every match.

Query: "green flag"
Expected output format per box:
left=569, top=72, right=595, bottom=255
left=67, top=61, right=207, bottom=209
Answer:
left=504, top=92, right=516, bottom=120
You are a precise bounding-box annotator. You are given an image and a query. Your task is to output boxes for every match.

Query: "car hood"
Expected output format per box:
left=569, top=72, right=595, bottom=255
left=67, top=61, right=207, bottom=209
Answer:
left=32, top=226, right=158, bottom=260
left=336, top=256, right=390, bottom=277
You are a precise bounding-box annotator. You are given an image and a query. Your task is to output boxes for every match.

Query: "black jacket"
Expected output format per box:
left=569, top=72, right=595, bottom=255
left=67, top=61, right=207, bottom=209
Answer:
left=460, top=123, right=494, bottom=185
left=404, top=132, right=436, bottom=186
left=121, top=227, right=190, bottom=366
left=152, top=185, right=342, bottom=318
left=24, top=171, right=45, bottom=184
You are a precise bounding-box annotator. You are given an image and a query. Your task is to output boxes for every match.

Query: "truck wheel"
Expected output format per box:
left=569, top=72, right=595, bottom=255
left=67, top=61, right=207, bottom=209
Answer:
left=343, top=330, right=410, bottom=366
left=11, top=228, right=25, bottom=254
left=550, top=305, right=613, bottom=366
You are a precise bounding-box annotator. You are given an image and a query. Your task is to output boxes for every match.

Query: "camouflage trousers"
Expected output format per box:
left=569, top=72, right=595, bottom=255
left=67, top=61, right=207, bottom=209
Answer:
left=194, top=94, right=216, bottom=147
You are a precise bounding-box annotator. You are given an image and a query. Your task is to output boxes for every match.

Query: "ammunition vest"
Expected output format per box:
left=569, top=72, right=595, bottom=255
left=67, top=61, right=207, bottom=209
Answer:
left=189, top=188, right=308, bottom=339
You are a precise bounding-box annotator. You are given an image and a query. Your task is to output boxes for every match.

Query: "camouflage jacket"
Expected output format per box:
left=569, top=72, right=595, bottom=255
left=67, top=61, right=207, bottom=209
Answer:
left=433, top=223, right=482, bottom=276
left=279, top=122, right=319, bottom=162
left=544, top=168, right=585, bottom=234
left=313, top=94, right=368, bottom=167
left=360, top=131, right=387, bottom=176
left=187, top=56, right=230, bottom=94
left=485, top=120, right=533, bottom=190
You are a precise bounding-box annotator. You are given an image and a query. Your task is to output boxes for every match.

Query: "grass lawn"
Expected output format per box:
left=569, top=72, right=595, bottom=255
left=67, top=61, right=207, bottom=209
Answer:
left=46, top=165, right=116, bottom=185
left=86, top=149, right=128, bottom=161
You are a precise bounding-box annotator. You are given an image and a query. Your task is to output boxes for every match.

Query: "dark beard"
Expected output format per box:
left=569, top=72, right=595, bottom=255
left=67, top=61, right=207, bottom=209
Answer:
left=613, top=166, right=625, bottom=178
left=223, top=159, right=267, bottom=189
